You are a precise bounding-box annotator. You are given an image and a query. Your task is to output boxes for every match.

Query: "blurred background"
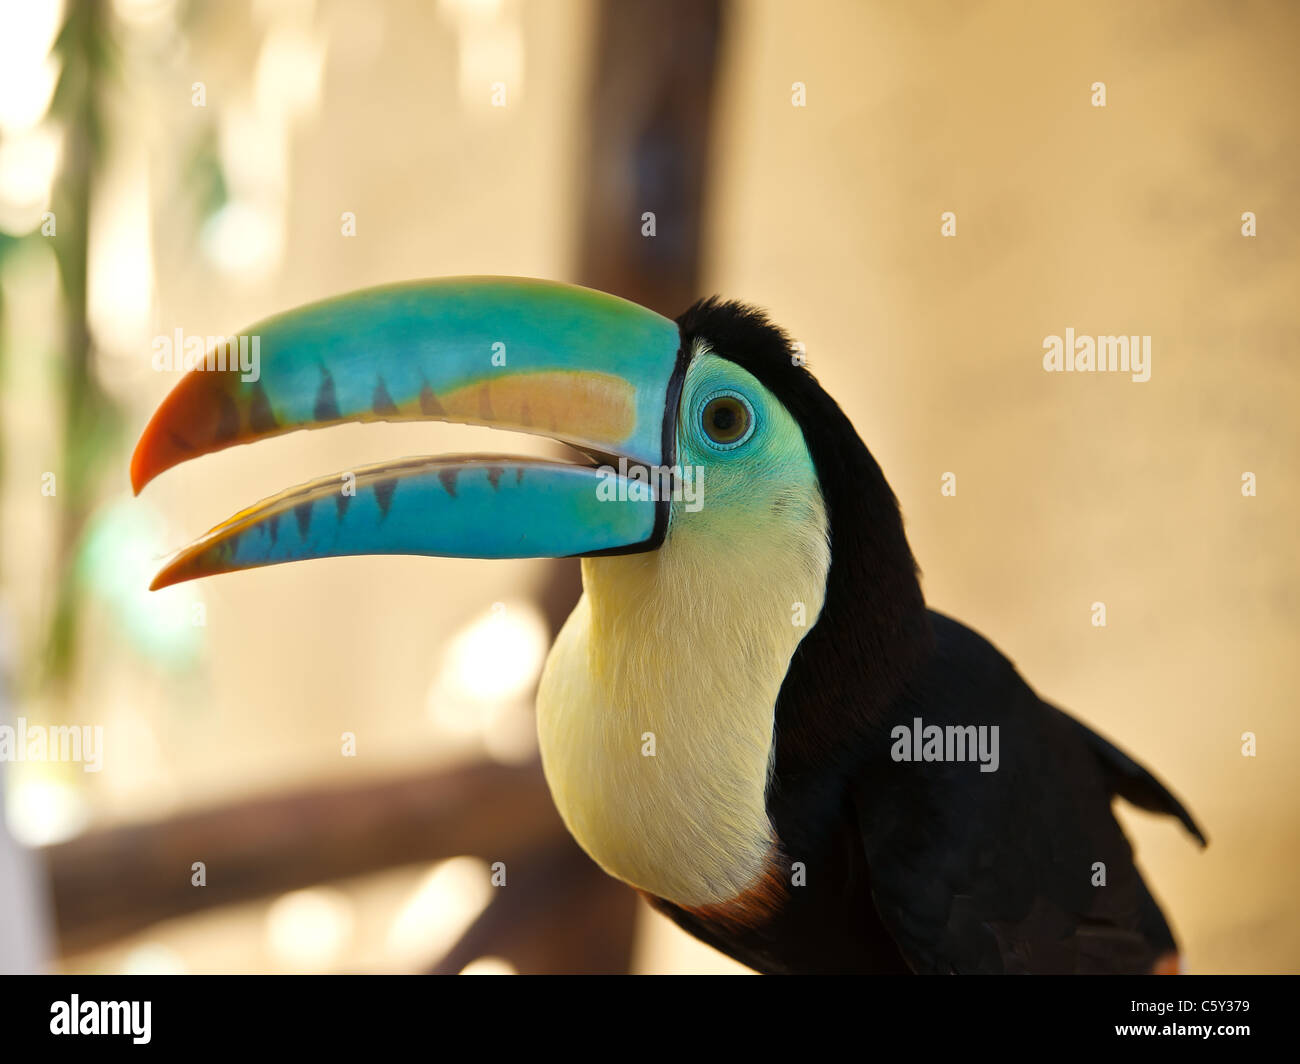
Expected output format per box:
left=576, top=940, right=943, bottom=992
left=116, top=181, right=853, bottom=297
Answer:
left=0, top=0, right=1296, bottom=974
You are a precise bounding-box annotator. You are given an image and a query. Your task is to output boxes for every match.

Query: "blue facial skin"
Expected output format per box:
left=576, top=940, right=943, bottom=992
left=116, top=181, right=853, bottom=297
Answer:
left=668, top=351, right=820, bottom=535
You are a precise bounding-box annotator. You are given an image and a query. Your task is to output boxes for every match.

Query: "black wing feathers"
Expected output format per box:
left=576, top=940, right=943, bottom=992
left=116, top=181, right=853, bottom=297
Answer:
left=1057, top=709, right=1207, bottom=847
left=854, top=612, right=1195, bottom=974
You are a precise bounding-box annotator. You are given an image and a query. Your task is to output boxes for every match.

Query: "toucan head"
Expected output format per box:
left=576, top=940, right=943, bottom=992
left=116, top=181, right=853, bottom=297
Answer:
left=131, top=277, right=848, bottom=593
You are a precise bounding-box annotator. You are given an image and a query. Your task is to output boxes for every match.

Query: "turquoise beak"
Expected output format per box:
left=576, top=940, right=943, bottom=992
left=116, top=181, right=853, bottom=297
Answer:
left=131, top=277, right=684, bottom=589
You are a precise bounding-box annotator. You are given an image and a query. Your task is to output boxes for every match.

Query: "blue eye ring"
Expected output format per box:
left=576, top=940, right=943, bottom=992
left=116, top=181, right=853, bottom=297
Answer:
left=698, top=389, right=756, bottom=450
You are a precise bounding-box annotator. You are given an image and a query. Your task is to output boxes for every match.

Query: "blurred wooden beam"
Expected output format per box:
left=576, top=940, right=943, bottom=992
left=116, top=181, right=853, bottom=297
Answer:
left=47, top=760, right=568, bottom=956
left=539, top=0, right=729, bottom=668
left=577, top=0, right=724, bottom=317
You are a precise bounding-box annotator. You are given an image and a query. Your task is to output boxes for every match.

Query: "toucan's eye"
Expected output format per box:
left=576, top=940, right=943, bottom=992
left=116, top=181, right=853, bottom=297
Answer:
left=701, top=393, right=754, bottom=448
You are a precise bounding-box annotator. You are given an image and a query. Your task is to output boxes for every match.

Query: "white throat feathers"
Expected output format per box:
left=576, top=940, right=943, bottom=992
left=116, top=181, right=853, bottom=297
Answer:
left=537, top=476, right=830, bottom=908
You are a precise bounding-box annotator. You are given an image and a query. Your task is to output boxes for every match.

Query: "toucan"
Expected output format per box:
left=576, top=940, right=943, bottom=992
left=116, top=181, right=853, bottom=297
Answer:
left=131, top=277, right=1206, bottom=974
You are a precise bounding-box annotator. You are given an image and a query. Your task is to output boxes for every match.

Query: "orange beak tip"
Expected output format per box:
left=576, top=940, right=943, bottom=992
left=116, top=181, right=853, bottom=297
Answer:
left=149, top=569, right=180, bottom=592
left=129, top=438, right=151, bottom=496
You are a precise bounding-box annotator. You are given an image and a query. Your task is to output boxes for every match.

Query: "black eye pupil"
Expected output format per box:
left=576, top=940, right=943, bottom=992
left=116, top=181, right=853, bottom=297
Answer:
left=712, top=407, right=736, bottom=431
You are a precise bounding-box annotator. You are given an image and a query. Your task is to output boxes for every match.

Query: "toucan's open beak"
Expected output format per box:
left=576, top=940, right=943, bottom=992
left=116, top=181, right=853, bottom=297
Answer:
left=132, top=277, right=684, bottom=590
